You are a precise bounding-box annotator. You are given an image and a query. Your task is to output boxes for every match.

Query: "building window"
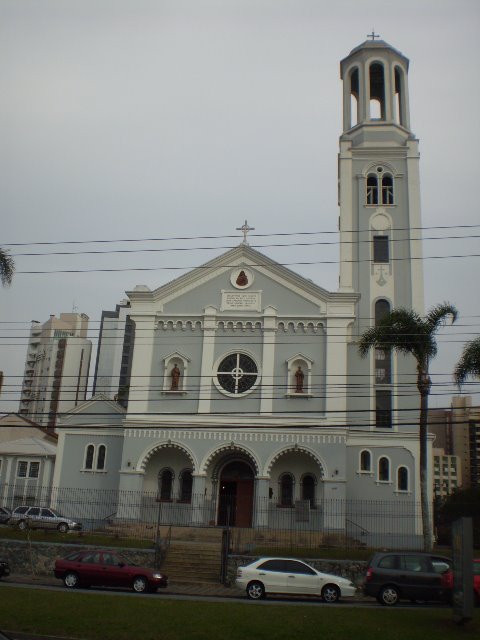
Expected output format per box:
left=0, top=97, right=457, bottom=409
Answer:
left=376, top=390, right=392, bottom=428
left=17, top=461, right=28, bottom=478
left=279, top=473, right=294, bottom=507
left=366, top=175, right=378, bottom=205
left=216, top=353, right=258, bottom=395
left=360, top=450, right=371, bottom=472
left=84, top=445, right=95, bottom=470
left=159, top=468, right=174, bottom=501
left=373, top=236, right=389, bottom=263
left=179, top=469, right=193, bottom=503
left=366, top=169, right=394, bottom=205
left=397, top=466, right=409, bottom=492
left=97, top=445, right=106, bottom=471
left=378, top=457, right=390, bottom=482
left=17, top=461, right=39, bottom=478
left=301, top=474, right=315, bottom=507
left=29, top=462, right=40, bottom=478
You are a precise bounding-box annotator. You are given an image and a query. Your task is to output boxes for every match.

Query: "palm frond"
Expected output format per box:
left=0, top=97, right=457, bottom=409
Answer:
left=0, top=248, right=15, bottom=286
left=454, top=337, right=480, bottom=386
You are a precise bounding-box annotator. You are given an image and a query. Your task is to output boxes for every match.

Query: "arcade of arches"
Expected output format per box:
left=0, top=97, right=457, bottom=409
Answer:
left=141, top=444, right=325, bottom=527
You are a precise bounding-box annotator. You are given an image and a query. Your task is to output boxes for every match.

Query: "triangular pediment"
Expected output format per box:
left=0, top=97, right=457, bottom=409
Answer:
left=56, top=394, right=126, bottom=428
left=126, top=244, right=358, bottom=314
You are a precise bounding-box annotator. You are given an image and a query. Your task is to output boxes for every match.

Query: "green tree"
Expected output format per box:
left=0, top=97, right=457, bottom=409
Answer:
left=0, top=247, right=15, bottom=286
left=454, top=336, right=480, bottom=387
left=358, top=302, right=458, bottom=551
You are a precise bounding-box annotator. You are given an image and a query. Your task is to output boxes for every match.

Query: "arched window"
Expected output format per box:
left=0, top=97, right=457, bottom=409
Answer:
left=382, top=174, right=394, bottom=204
left=84, top=445, right=94, bottom=470
left=369, top=63, right=385, bottom=120
left=360, top=450, right=371, bottom=472
left=375, top=299, right=392, bottom=384
left=96, top=445, right=106, bottom=470
left=378, top=457, right=390, bottom=482
left=279, top=473, right=294, bottom=507
left=179, top=469, right=193, bottom=503
left=366, top=175, right=378, bottom=205
left=159, top=468, right=174, bottom=501
left=375, top=299, right=391, bottom=325
left=366, top=168, right=394, bottom=205
left=397, top=466, right=409, bottom=492
left=301, top=474, right=315, bottom=507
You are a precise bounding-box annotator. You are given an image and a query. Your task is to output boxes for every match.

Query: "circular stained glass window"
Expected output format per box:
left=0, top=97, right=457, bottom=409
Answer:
left=216, top=353, right=258, bottom=395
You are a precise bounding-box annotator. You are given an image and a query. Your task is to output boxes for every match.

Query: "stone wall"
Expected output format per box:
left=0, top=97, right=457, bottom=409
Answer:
left=0, top=539, right=155, bottom=577
left=0, top=538, right=367, bottom=588
left=227, top=555, right=367, bottom=587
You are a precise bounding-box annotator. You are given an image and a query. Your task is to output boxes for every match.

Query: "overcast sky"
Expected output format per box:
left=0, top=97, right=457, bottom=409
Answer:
left=1, top=0, right=479, bottom=413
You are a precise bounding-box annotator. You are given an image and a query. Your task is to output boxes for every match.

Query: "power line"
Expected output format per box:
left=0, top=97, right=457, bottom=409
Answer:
left=3, top=224, right=480, bottom=248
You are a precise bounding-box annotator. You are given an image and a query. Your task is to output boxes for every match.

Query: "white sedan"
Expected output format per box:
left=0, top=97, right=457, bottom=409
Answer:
left=235, top=557, right=356, bottom=603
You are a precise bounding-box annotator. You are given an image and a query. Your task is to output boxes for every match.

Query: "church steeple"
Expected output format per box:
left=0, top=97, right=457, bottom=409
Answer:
left=340, top=37, right=411, bottom=134
left=338, top=37, right=424, bottom=431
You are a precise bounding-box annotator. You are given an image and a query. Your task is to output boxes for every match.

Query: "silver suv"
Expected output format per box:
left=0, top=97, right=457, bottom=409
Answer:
left=10, top=506, right=82, bottom=533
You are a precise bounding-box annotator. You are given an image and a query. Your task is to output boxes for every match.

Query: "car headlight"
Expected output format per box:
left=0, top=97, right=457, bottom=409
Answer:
left=152, top=573, right=163, bottom=579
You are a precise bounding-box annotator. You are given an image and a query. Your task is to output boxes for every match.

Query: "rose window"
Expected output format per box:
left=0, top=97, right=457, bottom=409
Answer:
left=216, top=353, right=258, bottom=395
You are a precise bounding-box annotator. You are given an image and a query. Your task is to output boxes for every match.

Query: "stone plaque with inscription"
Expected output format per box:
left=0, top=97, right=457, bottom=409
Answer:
left=221, top=290, right=261, bottom=311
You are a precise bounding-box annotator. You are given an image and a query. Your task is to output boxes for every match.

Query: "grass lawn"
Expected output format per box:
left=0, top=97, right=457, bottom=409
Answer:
left=0, top=588, right=478, bottom=640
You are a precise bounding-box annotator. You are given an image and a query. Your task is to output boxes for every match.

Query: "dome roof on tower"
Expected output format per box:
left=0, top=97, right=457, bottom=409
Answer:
left=341, top=39, right=409, bottom=69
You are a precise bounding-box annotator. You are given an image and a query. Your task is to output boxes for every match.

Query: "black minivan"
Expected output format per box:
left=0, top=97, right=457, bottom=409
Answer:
left=364, top=552, right=451, bottom=605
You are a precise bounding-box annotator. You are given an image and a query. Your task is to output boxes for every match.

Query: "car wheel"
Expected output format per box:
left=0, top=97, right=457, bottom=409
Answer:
left=64, top=572, right=80, bottom=589
left=246, top=581, right=265, bottom=600
left=379, top=585, right=400, bottom=606
left=321, top=584, right=340, bottom=603
left=17, top=520, right=27, bottom=531
left=57, top=522, right=69, bottom=533
left=132, top=576, right=149, bottom=593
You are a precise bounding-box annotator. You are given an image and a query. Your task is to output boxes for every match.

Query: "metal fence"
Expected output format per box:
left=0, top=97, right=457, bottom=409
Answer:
left=0, top=483, right=429, bottom=551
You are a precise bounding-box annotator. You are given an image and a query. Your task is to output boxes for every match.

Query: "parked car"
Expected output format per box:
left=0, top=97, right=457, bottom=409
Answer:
left=0, top=507, right=11, bottom=524
left=363, top=551, right=451, bottom=606
left=440, top=559, right=480, bottom=606
left=54, top=549, right=168, bottom=593
left=235, top=557, right=356, bottom=602
left=0, top=559, right=10, bottom=579
left=9, top=506, right=82, bottom=532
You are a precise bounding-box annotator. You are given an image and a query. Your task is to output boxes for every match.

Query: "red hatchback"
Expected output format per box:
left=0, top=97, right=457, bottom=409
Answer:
left=441, top=559, right=480, bottom=606
left=54, top=549, right=168, bottom=593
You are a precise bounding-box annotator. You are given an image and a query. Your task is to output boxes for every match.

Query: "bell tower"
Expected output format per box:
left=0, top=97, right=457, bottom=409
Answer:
left=338, top=37, right=424, bottom=430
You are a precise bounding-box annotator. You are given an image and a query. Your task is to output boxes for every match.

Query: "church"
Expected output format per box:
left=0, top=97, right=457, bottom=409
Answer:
left=52, top=37, right=428, bottom=547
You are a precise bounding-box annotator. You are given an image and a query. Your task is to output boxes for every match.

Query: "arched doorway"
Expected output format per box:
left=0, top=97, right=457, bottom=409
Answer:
left=218, top=460, right=254, bottom=527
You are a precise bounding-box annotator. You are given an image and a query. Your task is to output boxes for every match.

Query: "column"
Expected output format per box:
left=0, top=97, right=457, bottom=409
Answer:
left=260, top=306, right=277, bottom=414
left=127, top=314, right=156, bottom=415
left=322, top=478, right=347, bottom=532
left=324, top=317, right=350, bottom=418
left=198, top=306, right=217, bottom=413
left=191, top=473, right=207, bottom=524
left=254, top=477, right=270, bottom=528
left=116, top=471, right=145, bottom=520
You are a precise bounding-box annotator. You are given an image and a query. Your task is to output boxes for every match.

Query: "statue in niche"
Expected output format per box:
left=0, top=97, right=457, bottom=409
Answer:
left=236, top=270, right=248, bottom=287
left=295, top=365, right=305, bottom=393
left=170, top=364, right=181, bottom=391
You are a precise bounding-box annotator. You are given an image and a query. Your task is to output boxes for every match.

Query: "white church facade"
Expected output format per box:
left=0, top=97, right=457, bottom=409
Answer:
left=51, top=38, right=429, bottom=546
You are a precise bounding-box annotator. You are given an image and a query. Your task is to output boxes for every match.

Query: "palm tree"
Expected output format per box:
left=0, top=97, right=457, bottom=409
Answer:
left=454, top=337, right=480, bottom=387
left=358, top=302, right=458, bottom=551
left=0, top=247, right=15, bottom=286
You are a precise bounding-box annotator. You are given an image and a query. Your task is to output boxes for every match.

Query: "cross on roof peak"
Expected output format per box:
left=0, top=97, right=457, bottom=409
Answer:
left=236, top=220, right=255, bottom=245
left=367, top=30, right=381, bottom=41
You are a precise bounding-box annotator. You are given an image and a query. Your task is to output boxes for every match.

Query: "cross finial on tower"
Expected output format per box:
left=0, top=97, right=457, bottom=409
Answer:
left=367, top=30, right=381, bottom=41
left=236, top=220, right=255, bottom=245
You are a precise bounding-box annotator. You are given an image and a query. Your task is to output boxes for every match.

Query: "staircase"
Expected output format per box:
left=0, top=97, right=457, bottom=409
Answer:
left=159, top=527, right=224, bottom=585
